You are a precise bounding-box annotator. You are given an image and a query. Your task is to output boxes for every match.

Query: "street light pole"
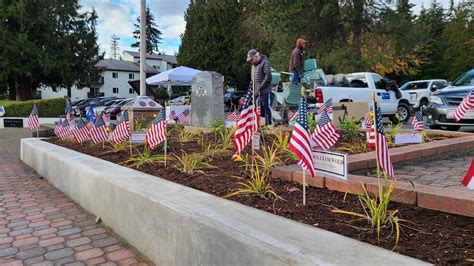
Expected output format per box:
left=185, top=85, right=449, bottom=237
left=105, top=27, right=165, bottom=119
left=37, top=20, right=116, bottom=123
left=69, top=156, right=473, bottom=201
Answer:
left=139, top=0, right=146, bottom=96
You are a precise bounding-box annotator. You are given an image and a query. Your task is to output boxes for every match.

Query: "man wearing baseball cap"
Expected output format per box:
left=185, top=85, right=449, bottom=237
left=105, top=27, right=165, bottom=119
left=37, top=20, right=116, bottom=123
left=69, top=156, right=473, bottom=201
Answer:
left=289, top=38, right=306, bottom=85
left=246, top=49, right=274, bottom=126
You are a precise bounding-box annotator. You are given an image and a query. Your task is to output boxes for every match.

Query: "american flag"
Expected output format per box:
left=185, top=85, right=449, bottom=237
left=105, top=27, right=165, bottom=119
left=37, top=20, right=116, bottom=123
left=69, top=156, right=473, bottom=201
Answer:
left=375, top=105, right=394, bottom=177
left=86, top=104, right=95, bottom=123
left=289, top=111, right=298, bottom=122
left=27, top=105, right=40, bottom=129
left=227, top=111, right=239, bottom=122
left=112, top=111, right=131, bottom=144
left=454, top=89, right=474, bottom=122
left=411, top=111, right=424, bottom=132
left=318, top=99, right=333, bottom=115
left=365, top=109, right=375, bottom=150
left=169, top=110, right=176, bottom=120
left=54, top=119, right=62, bottom=137
left=177, top=109, right=190, bottom=124
left=58, top=118, right=72, bottom=140
left=72, top=118, right=90, bottom=144
left=146, top=108, right=166, bottom=149
left=90, top=115, right=108, bottom=144
left=289, top=96, right=315, bottom=177
left=232, top=82, right=258, bottom=159
left=312, top=102, right=340, bottom=150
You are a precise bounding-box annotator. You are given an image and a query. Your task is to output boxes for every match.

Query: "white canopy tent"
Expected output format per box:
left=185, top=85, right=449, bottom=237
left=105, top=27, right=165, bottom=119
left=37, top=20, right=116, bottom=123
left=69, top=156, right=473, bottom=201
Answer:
left=146, top=66, right=201, bottom=97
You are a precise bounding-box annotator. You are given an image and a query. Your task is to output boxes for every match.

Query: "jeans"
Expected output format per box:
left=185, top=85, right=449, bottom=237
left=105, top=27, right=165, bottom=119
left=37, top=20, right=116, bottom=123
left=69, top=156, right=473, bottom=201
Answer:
left=259, top=93, right=275, bottom=126
left=291, top=70, right=303, bottom=85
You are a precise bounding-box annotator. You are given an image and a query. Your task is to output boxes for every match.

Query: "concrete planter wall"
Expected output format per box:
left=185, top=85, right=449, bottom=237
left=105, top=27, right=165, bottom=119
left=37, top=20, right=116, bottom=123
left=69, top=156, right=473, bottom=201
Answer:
left=21, top=138, right=426, bottom=265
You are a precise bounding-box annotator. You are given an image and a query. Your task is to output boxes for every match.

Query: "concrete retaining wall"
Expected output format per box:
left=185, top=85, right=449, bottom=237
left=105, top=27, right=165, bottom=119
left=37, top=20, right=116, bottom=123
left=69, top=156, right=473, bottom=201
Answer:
left=21, top=138, right=427, bottom=265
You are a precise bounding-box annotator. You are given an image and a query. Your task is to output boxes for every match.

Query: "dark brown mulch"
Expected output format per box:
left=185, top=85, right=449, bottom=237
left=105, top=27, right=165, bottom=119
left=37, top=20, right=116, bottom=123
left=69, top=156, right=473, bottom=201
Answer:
left=45, top=137, right=474, bottom=265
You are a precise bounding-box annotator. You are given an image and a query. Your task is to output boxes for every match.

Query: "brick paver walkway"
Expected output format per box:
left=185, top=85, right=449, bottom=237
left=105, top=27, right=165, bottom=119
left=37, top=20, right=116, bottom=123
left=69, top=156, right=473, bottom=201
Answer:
left=0, top=128, right=150, bottom=265
left=361, top=149, right=474, bottom=189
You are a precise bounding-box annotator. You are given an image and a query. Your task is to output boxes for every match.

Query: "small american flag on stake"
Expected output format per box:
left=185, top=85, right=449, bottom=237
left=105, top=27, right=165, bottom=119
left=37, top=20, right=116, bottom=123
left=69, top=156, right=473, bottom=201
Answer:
left=72, top=118, right=90, bottom=144
left=232, top=82, right=258, bottom=160
left=112, top=111, right=131, bottom=144
left=27, top=105, right=40, bottom=129
left=289, top=111, right=298, bottom=122
left=227, top=111, right=239, bottom=122
left=411, top=110, right=424, bottom=132
left=375, top=105, right=394, bottom=177
left=90, top=115, right=108, bottom=144
left=289, top=96, right=315, bottom=177
left=312, top=101, right=340, bottom=150
left=318, top=99, right=333, bottom=115
left=54, top=119, right=62, bottom=137
left=178, top=109, right=190, bottom=124
left=146, top=108, right=166, bottom=149
left=454, top=89, right=474, bottom=122
left=59, top=118, right=72, bottom=140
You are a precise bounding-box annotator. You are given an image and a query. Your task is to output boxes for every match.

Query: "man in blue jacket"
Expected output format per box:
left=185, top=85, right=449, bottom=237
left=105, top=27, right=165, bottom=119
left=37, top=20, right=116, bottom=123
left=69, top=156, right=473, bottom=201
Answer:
left=246, top=49, right=273, bottom=126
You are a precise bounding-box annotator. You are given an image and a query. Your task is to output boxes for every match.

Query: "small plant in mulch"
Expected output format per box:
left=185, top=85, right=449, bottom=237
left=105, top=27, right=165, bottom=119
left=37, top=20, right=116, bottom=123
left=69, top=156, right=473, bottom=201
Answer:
left=272, top=131, right=298, bottom=163
left=337, top=140, right=369, bottom=154
left=255, top=144, right=283, bottom=175
left=171, top=124, right=198, bottom=143
left=331, top=172, right=408, bottom=249
left=201, top=143, right=231, bottom=160
left=385, top=119, right=404, bottom=148
left=100, top=142, right=128, bottom=155
left=225, top=160, right=278, bottom=200
left=120, top=146, right=166, bottom=169
left=338, top=117, right=365, bottom=143
left=211, top=120, right=236, bottom=149
left=172, top=151, right=216, bottom=175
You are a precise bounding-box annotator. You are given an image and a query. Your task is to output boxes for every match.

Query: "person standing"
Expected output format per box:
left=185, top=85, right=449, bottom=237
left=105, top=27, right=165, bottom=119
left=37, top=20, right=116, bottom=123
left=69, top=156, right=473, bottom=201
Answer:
left=246, top=49, right=274, bottom=126
left=289, top=38, right=306, bottom=85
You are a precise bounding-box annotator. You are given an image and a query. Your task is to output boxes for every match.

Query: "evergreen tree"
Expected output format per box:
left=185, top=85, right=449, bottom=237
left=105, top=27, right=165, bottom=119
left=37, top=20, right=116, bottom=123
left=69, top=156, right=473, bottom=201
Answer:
left=178, top=0, right=248, bottom=90
left=441, top=2, right=474, bottom=80
left=131, top=7, right=162, bottom=53
left=0, top=0, right=100, bottom=100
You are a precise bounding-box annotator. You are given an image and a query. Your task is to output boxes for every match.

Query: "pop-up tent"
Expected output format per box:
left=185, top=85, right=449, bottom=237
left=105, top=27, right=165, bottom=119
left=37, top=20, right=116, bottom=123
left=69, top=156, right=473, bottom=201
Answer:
left=146, top=66, right=201, bottom=96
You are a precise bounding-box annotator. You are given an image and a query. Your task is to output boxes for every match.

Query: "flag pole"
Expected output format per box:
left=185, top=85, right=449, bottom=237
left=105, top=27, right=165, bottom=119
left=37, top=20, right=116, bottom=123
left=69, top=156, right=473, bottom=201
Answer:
left=303, top=169, right=306, bottom=205
left=251, top=65, right=256, bottom=179
left=164, top=103, right=168, bottom=167
left=301, top=86, right=306, bottom=206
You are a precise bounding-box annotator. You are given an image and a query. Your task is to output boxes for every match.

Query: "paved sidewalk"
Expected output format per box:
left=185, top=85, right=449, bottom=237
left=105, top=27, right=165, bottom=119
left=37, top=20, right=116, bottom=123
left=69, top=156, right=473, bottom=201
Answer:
left=0, top=129, right=150, bottom=265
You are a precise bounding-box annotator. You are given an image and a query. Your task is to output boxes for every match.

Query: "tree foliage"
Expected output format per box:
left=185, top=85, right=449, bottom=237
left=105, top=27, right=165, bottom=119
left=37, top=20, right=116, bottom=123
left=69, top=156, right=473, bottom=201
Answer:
left=0, top=0, right=100, bottom=100
left=179, top=0, right=473, bottom=88
left=131, top=6, right=163, bottom=54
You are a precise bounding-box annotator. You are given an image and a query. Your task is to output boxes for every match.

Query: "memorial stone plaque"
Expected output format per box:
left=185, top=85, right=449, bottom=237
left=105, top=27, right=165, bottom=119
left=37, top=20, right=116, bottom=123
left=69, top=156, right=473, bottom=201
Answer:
left=191, top=71, right=225, bottom=127
left=4, top=119, right=24, bottom=127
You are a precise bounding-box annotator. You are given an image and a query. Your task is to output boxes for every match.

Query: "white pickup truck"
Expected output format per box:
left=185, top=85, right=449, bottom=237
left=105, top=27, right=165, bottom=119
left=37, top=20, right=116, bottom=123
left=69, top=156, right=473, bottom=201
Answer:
left=313, top=72, right=412, bottom=123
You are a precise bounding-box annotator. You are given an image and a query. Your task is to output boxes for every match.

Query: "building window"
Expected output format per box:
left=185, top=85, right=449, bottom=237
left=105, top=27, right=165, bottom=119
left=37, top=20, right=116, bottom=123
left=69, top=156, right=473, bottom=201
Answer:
left=129, top=88, right=134, bottom=94
left=153, top=65, right=160, bottom=70
left=112, top=72, right=118, bottom=78
left=113, top=87, right=119, bottom=94
left=129, top=73, right=134, bottom=79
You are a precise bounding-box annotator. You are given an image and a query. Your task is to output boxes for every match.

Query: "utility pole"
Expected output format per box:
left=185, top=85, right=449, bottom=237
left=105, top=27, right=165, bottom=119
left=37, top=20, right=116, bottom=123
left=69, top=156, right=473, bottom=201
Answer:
left=140, top=0, right=146, bottom=96
left=110, top=34, right=120, bottom=60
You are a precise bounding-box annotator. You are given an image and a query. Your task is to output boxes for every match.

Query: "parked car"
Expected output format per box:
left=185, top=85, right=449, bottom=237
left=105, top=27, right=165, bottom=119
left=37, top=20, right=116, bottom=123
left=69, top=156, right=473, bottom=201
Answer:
left=309, top=72, right=412, bottom=123
left=426, top=69, right=474, bottom=131
left=168, top=95, right=191, bottom=105
left=94, top=98, right=125, bottom=115
left=224, top=91, right=246, bottom=112
left=83, top=97, right=119, bottom=116
left=105, top=98, right=134, bottom=120
left=400, top=79, right=448, bottom=110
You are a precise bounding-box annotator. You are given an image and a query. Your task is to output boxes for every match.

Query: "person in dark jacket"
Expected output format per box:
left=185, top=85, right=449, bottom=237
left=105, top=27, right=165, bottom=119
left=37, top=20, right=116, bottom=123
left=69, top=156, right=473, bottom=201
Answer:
left=246, top=49, right=274, bottom=126
left=289, top=38, right=306, bottom=85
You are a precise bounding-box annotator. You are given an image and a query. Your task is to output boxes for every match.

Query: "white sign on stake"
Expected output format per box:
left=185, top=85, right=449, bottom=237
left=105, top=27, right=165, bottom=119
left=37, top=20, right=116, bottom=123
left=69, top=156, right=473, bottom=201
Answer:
left=130, top=133, right=146, bottom=143
left=394, top=133, right=422, bottom=144
left=313, top=149, right=347, bottom=180
left=252, top=132, right=260, bottom=150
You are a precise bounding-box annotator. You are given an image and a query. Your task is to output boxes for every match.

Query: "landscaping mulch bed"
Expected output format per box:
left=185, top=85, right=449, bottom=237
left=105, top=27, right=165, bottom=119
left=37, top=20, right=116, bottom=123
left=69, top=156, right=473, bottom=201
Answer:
left=45, top=137, right=474, bottom=264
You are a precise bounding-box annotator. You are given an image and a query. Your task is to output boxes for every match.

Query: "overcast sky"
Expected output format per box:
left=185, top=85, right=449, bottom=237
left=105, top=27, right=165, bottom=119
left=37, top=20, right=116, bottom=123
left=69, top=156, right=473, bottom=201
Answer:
left=79, top=0, right=461, bottom=59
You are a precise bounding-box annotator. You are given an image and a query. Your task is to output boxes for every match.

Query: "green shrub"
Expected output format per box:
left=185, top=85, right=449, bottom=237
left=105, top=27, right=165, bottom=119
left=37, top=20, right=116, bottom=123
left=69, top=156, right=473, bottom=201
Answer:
left=1, top=98, right=64, bottom=117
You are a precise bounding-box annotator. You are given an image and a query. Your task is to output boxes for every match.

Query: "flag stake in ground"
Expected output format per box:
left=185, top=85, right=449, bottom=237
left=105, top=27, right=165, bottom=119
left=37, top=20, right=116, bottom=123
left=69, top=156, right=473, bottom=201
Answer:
left=371, top=92, right=381, bottom=180
left=251, top=65, right=256, bottom=180
left=164, top=103, right=168, bottom=167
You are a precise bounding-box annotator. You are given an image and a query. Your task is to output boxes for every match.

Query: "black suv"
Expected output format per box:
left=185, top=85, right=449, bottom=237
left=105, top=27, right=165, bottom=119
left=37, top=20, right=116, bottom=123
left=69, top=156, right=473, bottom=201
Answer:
left=426, top=69, right=474, bottom=131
